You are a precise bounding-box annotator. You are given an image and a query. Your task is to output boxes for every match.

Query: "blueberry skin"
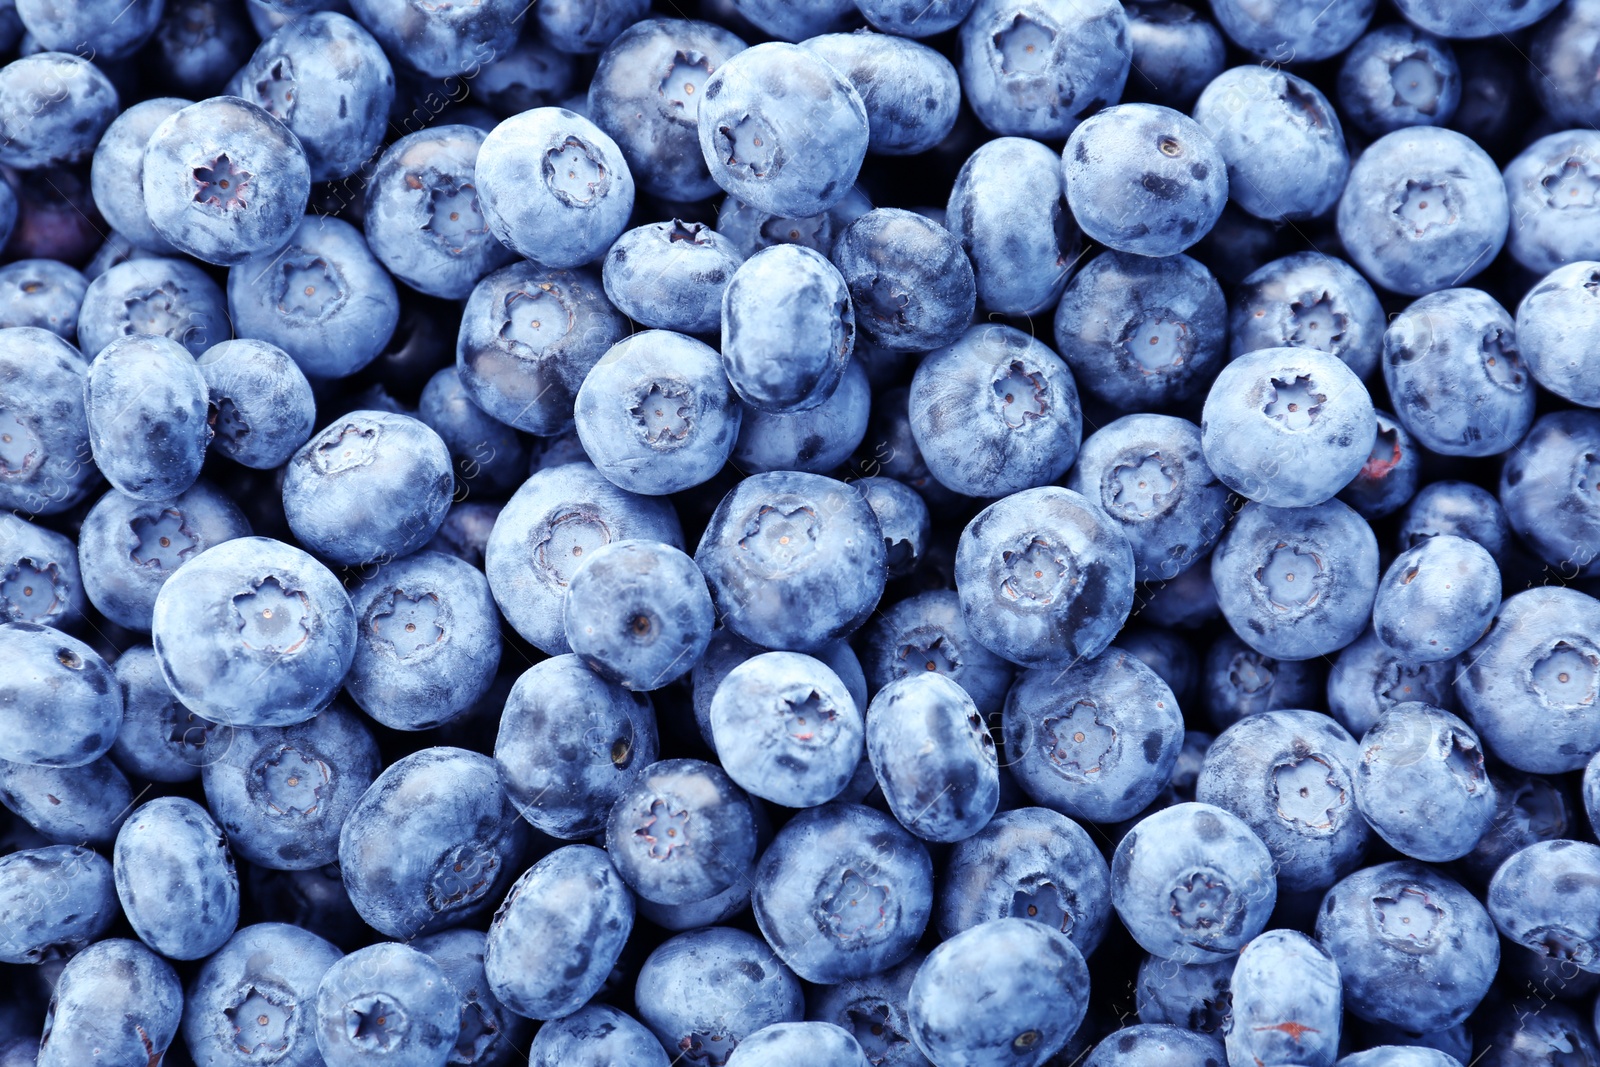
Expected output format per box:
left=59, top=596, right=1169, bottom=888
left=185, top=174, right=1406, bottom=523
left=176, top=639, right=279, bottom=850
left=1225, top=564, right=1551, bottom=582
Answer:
left=151, top=536, right=356, bottom=727
left=1372, top=536, right=1498, bottom=663
left=195, top=339, right=314, bottom=470
left=85, top=333, right=211, bottom=502
left=1502, top=412, right=1600, bottom=575
left=79, top=480, right=251, bottom=631
left=807, top=952, right=926, bottom=1067
left=1455, top=586, right=1600, bottom=774
left=1004, top=649, right=1183, bottom=824
left=347, top=550, right=501, bottom=731
left=803, top=32, right=959, bottom=157
left=575, top=330, right=741, bottom=496
left=110, top=644, right=220, bottom=783
left=722, top=244, right=855, bottom=414
left=200, top=700, right=378, bottom=870
left=955, top=486, right=1135, bottom=669
left=959, top=0, right=1129, bottom=140
left=282, top=410, right=453, bottom=567
left=1063, top=104, right=1227, bottom=258
left=1068, top=414, right=1230, bottom=584
left=18, top=0, right=162, bottom=58
left=485, top=461, right=683, bottom=654
left=0, top=53, right=117, bottom=170
left=727, top=0, right=858, bottom=39
left=1203, top=633, right=1321, bottom=731
left=1325, top=627, right=1457, bottom=742
left=1393, top=0, right=1561, bottom=37
left=911, top=325, right=1079, bottom=497
left=228, top=215, right=399, bottom=380
left=0, top=259, right=86, bottom=340
left=1193, top=66, right=1348, bottom=223
left=1134, top=956, right=1234, bottom=1035
left=339, top=747, right=532, bottom=939
left=428, top=501, right=502, bottom=570
left=363, top=125, right=517, bottom=300
left=482, top=845, right=634, bottom=1022
left=0, top=755, right=131, bottom=845
left=603, top=220, right=744, bottom=334
left=1111, top=802, right=1276, bottom=963
left=1337, top=25, right=1460, bottom=137
left=1087, top=1025, right=1225, bottom=1067
left=1339, top=1051, right=1464, bottom=1067
left=457, top=261, right=628, bottom=435
left=733, top=353, right=870, bottom=475
left=587, top=18, right=749, bottom=202
left=751, top=802, right=933, bottom=983
left=1123, top=629, right=1201, bottom=712
left=728, top=1023, right=869, bottom=1067
left=314, top=942, right=460, bottom=1067
left=410, top=928, right=532, bottom=1067
left=1210, top=0, right=1372, bottom=59
left=716, top=183, right=873, bottom=260
left=605, top=757, right=757, bottom=905
left=534, top=0, right=650, bottom=52
left=0, top=327, right=96, bottom=515
left=696, top=471, right=886, bottom=652
left=1124, top=1, right=1226, bottom=108
left=852, top=476, right=927, bottom=579
left=529, top=1004, right=669, bottom=1067
left=79, top=256, right=230, bottom=361
left=1062, top=257, right=1227, bottom=417
left=1230, top=253, right=1385, bottom=379
left=710, top=650, right=863, bottom=807
left=833, top=209, right=974, bottom=352
left=1201, top=347, right=1375, bottom=509
left=634, top=927, right=803, bottom=1061
left=1337, top=128, right=1507, bottom=296
left=142, top=96, right=311, bottom=267
left=1224, top=930, right=1341, bottom=1067
left=564, top=538, right=714, bottom=691
left=868, top=672, right=999, bottom=843
left=691, top=627, right=868, bottom=748
left=1515, top=261, right=1600, bottom=406
left=0, top=623, right=121, bottom=768
left=1503, top=135, right=1600, bottom=277
left=0, top=511, right=83, bottom=629
left=183, top=922, right=343, bottom=1067
left=1383, top=288, right=1533, bottom=457
left=1195, top=710, right=1368, bottom=892
left=696, top=42, right=869, bottom=217
left=36, top=938, right=182, bottom=1067
left=476, top=107, right=635, bottom=269
left=1338, top=410, right=1420, bottom=522
left=909, top=917, right=1090, bottom=1067
left=346, top=0, right=521, bottom=79
left=947, top=136, right=1077, bottom=318
left=114, top=795, right=239, bottom=959
left=0, top=845, right=115, bottom=964
left=856, top=593, right=1004, bottom=719
left=1354, top=702, right=1495, bottom=863
left=90, top=98, right=189, bottom=253
left=1211, top=500, right=1379, bottom=662
left=857, top=0, right=974, bottom=35
left=937, top=807, right=1111, bottom=957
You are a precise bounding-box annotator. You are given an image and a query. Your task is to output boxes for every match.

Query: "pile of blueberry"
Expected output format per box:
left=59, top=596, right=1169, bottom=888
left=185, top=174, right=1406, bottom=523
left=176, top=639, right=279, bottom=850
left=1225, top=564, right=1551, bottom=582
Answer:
left=11, top=0, right=1600, bottom=1063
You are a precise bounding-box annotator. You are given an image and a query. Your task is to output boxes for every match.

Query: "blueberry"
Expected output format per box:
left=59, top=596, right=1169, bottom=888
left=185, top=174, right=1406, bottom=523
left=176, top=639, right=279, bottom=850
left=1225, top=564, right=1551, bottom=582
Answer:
left=807, top=952, right=926, bottom=1067
left=726, top=0, right=858, bottom=39
left=528, top=1004, right=669, bottom=1067
left=90, top=98, right=190, bottom=253
left=696, top=42, right=869, bottom=217
left=17, top=0, right=162, bottom=57
left=109, top=644, right=221, bottom=783
left=752, top=802, right=932, bottom=983
left=114, top=795, right=239, bottom=959
left=410, top=927, right=533, bottom=1067
left=228, top=215, right=399, bottom=380
left=606, top=757, right=756, bottom=905
left=1473, top=1000, right=1599, bottom=1067
left=634, top=926, right=803, bottom=1063
left=1462, top=769, right=1571, bottom=888
left=1514, top=260, right=1600, bottom=407
left=153, top=0, right=258, bottom=98
left=1201, top=634, right=1320, bottom=731
left=0, top=755, right=132, bottom=846
left=1316, top=861, right=1498, bottom=1030
left=1338, top=1049, right=1465, bottom=1067
left=142, top=96, right=311, bottom=266
left=84, top=333, right=211, bottom=502
left=182, top=922, right=344, bottom=1067
left=0, top=623, right=121, bottom=768
left=937, top=806, right=1111, bottom=957
left=1503, top=134, right=1600, bottom=277
left=1338, top=25, right=1460, bottom=137
left=37, top=939, right=182, bottom=1067
left=1110, top=802, right=1276, bottom=963
left=1123, top=1, right=1226, bottom=108
left=691, top=627, right=868, bottom=748
left=1372, top=535, right=1498, bottom=662
left=151, top=535, right=356, bottom=727
left=716, top=184, right=872, bottom=260
left=695, top=470, right=885, bottom=651
left=1393, top=0, right=1562, bottom=37
left=457, top=261, right=627, bottom=435
left=0, top=845, right=115, bottom=964
left=1224, top=930, right=1342, bottom=1067
left=1502, top=411, right=1600, bottom=575
left=418, top=363, right=527, bottom=493
left=908, top=917, right=1090, bottom=1067
left=1455, top=586, right=1600, bottom=774
left=1355, top=702, right=1495, bottom=862
left=1134, top=955, right=1234, bottom=1035
left=732, top=354, right=870, bottom=476
left=947, top=136, right=1078, bottom=318
left=1337, top=128, right=1507, bottom=295
left=1326, top=627, right=1457, bottom=739
left=1063, top=103, right=1228, bottom=258
left=0, top=259, right=87, bottom=340
left=955, top=486, right=1135, bottom=669
left=832, top=208, right=974, bottom=352
left=867, top=672, right=998, bottom=842
left=0, top=53, right=118, bottom=170
left=346, top=0, right=522, bottom=79
left=0, top=327, right=96, bottom=512
left=1193, top=65, right=1349, bottom=222
left=339, top=747, right=532, bottom=939
left=1122, top=629, right=1202, bottom=711
left=314, top=942, right=460, bottom=1067
left=79, top=256, right=230, bottom=361
left=484, top=461, right=683, bottom=655
left=1087, top=1025, right=1225, bottom=1067
left=722, top=244, right=855, bottom=414
left=727, top=1023, right=869, bottom=1067
left=563, top=538, right=713, bottom=690
left=427, top=501, right=502, bottom=570
left=1338, top=409, right=1421, bottom=521
left=575, top=330, right=741, bottom=496
left=602, top=220, right=745, bottom=334
left=804, top=31, right=960, bottom=157
left=194, top=339, right=315, bottom=471
left=1053, top=250, right=1227, bottom=413
left=78, top=480, right=251, bottom=631
left=363, top=125, right=518, bottom=300
left=1210, top=499, right=1379, bottom=662
left=1210, top=0, right=1372, bottom=60
left=1229, top=253, right=1385, bottom=379
left=0, top=512, right=83, bottom=629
